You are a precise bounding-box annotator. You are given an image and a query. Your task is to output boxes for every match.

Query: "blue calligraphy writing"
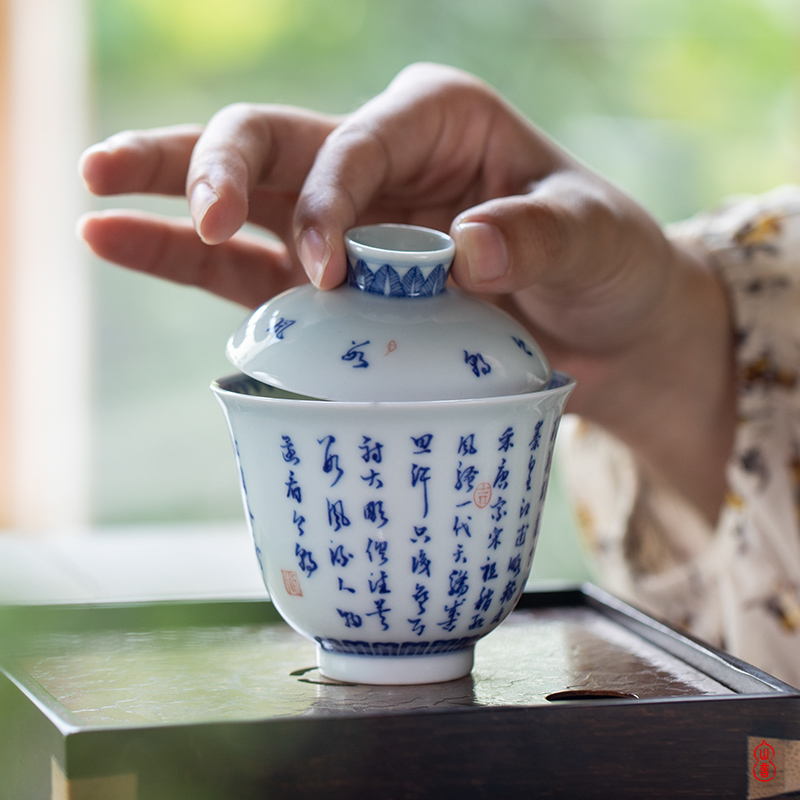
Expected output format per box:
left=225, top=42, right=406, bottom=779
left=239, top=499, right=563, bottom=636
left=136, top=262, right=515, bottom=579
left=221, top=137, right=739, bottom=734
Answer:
left=359, top=436, right=383, bottom=463
left=410, top=464, right=431, bottom=518
left=413, top=583, right=429, bottom=615
left=498, top=427, right=515, bottom=452
left=464, top=350, right=491, bottom=377
left=515, top=524, right=529, bottom=547
left=455, top=462, right=479, bottom=492
left=448, top=569, right=470, bottom=597
left=285, top=471, right=302, bottom=503
left=500, top=580, right=518, bottom=604
left=342, top=340, right=370, bottom=368
left=475, top=586, right=494, bottom=612
left=364, top=501, right=389, bottom=528
left=272, top=317, right=296, bottom=340
left=327, top=499, right=351, bottom=532
left=412, top=550, right=432, bottom=577
left=438, top=598, right=465, bottom=632
left=318, top=436, right=344, bottom=487
left=295, top=543, right=318, bottom=577
left=526, top=455, right=537, bottom=491
left=411, top=525, right=431, bottom=543
left=488, top=527, right=503, bottom=550
left=411, top=433, right=434, bottom=454
left=457, top=434, right=477, bottom=456
left=511, top=335, right=534, bottom=356
left=493, top=458, right=509, bottom=490
left=530, top=420, right=543, bottom=452
left=280, top=435, right=300, bottom=465
left=369, top=571, right=391, bottom=595
left=366, top=538, right=389, bottom=565
left=361, top=469, right=384, bottom=489
left=490, top=497, right=508, bottom=522
left=329, top=544, right=354, bottom=567
left=367, top=598, right=391, bottom=631
left=337, top=609, right=363, bottom=628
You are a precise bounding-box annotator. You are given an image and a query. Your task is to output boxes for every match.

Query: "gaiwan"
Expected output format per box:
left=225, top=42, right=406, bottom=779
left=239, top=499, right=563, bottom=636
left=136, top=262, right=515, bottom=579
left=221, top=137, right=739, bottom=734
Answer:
left=212, top=223, right=575, bottom=685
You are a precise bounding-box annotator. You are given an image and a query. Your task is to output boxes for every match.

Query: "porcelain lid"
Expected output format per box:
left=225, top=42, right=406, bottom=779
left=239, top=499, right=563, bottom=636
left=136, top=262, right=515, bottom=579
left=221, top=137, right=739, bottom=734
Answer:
left=226, top=224, right=551, bottom=401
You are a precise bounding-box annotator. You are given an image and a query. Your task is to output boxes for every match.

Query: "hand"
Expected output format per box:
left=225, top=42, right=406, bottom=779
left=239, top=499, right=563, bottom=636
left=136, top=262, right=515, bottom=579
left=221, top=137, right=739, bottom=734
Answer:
left=79, top=62, right=735, bottom=521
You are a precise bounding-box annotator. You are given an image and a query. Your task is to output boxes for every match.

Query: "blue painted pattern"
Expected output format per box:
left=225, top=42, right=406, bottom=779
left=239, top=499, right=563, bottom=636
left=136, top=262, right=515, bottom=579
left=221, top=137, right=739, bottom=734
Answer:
left=264, top=414, right=551, bottom=658
left=347, top=258, right=448, bottom=297
left=315, top=634, right=482, bottom=656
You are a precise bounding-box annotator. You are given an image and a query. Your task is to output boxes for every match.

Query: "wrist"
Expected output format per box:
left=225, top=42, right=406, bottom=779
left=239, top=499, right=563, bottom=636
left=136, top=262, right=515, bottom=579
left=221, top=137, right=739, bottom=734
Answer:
left=584, top=237, right=736, bottom=522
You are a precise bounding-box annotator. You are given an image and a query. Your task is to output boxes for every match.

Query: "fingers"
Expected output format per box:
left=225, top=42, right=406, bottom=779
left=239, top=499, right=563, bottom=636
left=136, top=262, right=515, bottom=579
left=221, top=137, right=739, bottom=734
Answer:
left=292, top=62, right=562, bottom=289
left=78, top=210, right=300, bottom=308
left=79, top=124, right=204, bottom=196
left=80, top=107, right=338, bottom=252
left=185, top=103, right=337, bottom=246
left=291, top=64, right=474, bottom=288
left=80, top=65, right=619, bottom=302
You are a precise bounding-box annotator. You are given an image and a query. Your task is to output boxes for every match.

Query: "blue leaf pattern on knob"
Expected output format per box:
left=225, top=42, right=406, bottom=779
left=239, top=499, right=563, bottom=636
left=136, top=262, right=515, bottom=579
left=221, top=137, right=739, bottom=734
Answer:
left=348, top=258, right=447, bottom=297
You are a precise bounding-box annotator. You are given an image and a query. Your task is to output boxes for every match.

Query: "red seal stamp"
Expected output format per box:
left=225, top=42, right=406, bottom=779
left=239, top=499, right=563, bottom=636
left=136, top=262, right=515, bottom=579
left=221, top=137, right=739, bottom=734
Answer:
left=281, top=569, right=303, bottom=597
left=753, top=739, right=776, bottom=782
left=473, top=482, right=492, bottom=509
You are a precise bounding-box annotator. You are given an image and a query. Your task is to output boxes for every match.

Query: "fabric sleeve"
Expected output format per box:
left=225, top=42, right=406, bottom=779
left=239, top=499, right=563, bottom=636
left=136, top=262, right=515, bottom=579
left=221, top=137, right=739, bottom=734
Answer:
left=558, top=185, right=800, bottom=687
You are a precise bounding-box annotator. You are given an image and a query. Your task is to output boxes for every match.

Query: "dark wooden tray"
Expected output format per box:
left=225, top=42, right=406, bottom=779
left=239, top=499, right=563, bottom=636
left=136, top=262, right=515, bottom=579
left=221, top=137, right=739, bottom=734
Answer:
left=1, top=584, right=797, bottom=799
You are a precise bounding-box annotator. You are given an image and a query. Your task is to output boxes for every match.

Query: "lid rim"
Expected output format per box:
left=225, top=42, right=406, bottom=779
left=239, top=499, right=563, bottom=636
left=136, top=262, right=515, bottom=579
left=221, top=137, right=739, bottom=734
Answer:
left=345, top=223, right=455, bottom=259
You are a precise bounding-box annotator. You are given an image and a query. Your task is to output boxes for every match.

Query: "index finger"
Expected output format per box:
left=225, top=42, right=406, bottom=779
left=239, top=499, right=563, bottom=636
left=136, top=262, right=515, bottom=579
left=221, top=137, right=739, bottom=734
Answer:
left=185, top=103, right=337, bottom=246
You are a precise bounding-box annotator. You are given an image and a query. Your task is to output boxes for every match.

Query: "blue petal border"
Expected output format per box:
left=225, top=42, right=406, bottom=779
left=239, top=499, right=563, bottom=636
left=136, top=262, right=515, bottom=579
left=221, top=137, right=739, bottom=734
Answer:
left=348, top=259, right=448, bottom=297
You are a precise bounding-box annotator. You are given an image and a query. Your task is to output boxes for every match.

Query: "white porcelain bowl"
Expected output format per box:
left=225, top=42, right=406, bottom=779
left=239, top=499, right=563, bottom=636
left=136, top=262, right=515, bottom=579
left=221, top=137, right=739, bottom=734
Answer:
left=212, top=372, right=574, bottom=684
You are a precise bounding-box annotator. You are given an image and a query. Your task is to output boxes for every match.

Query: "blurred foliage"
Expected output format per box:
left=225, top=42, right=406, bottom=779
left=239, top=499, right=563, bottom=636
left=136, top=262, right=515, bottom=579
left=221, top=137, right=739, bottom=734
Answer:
left=85, top=0, right=798, bottom=532
left=89, top=0, right=799, bottom=207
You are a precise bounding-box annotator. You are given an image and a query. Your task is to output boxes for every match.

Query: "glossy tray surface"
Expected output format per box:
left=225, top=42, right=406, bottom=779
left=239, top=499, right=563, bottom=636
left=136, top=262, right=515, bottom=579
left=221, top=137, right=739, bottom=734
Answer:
left=15, top=601, right=735, bottom=729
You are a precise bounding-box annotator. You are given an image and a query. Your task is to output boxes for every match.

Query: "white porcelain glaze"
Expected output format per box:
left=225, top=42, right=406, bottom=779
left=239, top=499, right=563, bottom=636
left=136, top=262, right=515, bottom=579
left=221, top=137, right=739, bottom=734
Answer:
left=212, top=372, right=574, bottom=685
left=226, top=224, right=550, bottom=402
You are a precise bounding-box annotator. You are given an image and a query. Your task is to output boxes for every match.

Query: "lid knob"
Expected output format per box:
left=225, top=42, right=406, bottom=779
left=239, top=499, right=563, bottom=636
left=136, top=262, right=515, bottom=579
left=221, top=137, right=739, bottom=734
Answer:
left=345, top=224, right=455, bottom=297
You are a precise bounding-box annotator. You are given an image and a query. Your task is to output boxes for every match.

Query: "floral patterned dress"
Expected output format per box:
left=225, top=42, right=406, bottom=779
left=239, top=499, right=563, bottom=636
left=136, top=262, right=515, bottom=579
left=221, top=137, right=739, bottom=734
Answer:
left=559, top=185, right=800, bottom=688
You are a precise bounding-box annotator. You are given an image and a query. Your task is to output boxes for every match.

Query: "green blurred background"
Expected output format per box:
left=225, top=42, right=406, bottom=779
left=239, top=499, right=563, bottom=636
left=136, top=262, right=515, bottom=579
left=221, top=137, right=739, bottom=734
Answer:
left=85, top=0, right=799, bottom=580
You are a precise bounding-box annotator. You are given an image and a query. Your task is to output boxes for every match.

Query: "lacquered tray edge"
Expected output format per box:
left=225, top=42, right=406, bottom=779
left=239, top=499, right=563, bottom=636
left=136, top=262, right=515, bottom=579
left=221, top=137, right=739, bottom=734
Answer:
left=577, top=583, right=800, bottom=696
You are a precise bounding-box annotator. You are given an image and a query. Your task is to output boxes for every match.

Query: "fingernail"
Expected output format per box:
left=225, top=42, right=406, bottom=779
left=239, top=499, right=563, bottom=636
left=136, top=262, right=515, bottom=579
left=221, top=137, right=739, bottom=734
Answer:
left=298, top=228, right=332, bottom=287
left=190, top=182, right=220, bottom=240
left=75, top=212, right=91, bottom=241
left=78, top=141, right=117, bottom=185
left=456, top=221, right=509, bottom=283
left=81, top=139, right=116, bottom=160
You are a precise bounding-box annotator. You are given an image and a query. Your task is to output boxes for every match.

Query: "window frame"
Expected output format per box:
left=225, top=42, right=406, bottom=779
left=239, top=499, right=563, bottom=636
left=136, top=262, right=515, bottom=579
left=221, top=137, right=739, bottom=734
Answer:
left=0, top=0, right=91, bottom=531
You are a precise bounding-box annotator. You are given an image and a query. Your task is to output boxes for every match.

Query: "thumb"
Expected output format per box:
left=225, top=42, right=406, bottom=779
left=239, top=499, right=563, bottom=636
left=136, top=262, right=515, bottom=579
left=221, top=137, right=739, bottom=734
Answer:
left=450, top=169, right=647, bottom=297
left=450, top=175, right=590, bottom=295
left=450, top=170, right=675, bottom=363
